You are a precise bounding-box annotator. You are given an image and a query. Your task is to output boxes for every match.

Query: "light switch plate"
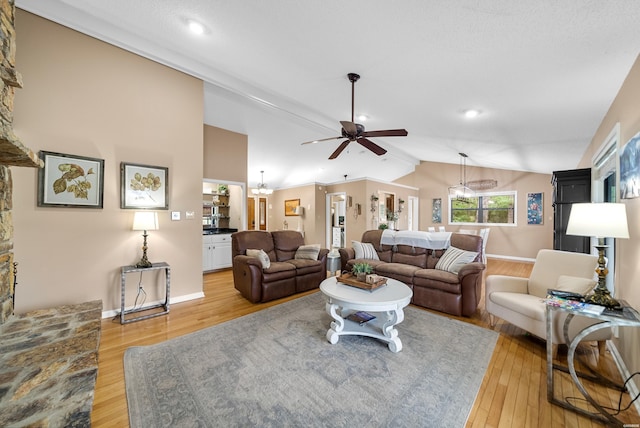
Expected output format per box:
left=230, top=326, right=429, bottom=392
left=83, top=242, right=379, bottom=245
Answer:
left=171, top=211, right=181, bottom=221
left=185, top=211, right=195, bottom=219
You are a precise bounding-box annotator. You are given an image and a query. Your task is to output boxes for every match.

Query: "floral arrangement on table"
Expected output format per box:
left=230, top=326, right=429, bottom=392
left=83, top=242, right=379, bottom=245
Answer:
left=351, top=262, right=373, bottom=281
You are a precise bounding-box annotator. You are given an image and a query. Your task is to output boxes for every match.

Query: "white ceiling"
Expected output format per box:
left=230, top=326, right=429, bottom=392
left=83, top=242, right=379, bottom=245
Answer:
left=16, top=0, right=640, bottom=190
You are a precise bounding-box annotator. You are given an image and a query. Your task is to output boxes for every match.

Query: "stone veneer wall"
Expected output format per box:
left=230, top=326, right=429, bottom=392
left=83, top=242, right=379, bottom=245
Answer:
left=0, top=0, right=42, bottom=325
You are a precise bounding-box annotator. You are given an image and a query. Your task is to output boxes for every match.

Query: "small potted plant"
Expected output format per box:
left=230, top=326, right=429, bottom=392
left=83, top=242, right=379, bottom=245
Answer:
left=352, top=262, right=373, bottom=281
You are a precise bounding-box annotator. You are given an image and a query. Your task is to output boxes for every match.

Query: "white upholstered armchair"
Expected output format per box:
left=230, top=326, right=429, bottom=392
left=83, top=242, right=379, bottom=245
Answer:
left=486, top=249, right=609, bottom=354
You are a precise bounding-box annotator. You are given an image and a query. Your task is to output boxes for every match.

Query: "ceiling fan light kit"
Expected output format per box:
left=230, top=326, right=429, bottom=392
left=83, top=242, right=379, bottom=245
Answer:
left=301, top=73, right=408, bottom=160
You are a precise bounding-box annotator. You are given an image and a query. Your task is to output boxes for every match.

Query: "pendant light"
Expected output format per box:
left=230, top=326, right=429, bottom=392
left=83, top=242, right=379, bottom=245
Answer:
left=251, top=170, right=273, bottom=195
left=448, top=153, right=475, bottom=200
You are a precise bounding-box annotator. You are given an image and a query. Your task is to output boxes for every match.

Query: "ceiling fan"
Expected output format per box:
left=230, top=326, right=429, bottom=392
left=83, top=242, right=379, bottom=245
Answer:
left=302, top=73, right=408, bottom=160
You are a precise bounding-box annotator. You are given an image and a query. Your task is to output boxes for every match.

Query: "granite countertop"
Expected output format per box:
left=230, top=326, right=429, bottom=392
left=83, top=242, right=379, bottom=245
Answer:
left=203, top=228, right=238, bottom=235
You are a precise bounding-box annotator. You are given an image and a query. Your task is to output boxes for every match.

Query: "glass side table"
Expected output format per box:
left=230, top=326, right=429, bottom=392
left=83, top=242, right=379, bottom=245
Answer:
left=119, top=262, right=170, bottom=324
left=546, top=299, right=640, bottom=426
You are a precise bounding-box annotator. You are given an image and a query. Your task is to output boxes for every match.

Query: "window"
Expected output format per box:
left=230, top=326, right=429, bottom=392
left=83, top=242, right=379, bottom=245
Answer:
left=449, top=191, right=517, bottom=225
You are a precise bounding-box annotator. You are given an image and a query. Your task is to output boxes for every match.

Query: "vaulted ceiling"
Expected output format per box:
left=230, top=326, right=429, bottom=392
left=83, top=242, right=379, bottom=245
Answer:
left=16, top=1, right=640, bottom=190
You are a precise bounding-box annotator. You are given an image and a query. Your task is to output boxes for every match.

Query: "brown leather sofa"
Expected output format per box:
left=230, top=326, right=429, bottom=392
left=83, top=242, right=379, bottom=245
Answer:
left=339, top=230, right=485, bottom=317
left=231, top=230, right=329, bottom=303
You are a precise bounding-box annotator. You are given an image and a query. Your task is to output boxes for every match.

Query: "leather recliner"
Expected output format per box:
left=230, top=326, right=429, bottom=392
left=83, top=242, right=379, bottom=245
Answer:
left=231, top=230, right=329, bottom=303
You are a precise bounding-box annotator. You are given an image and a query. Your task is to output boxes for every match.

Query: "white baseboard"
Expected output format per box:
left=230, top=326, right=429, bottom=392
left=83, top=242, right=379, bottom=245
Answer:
left=101, top=291, right=205, bottom=319
left=487, top=253, right=536, bottom=263
left=608, top=341, right=640, bottom=416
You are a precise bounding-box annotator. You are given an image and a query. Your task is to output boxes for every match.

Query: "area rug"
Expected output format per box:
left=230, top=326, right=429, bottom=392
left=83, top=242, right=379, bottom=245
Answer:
left=124, top=292, right=498, bottom=427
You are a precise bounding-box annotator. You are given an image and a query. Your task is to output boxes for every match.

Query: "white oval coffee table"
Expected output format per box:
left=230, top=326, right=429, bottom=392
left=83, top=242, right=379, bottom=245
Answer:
left=319, top=276, right=413, bottom=352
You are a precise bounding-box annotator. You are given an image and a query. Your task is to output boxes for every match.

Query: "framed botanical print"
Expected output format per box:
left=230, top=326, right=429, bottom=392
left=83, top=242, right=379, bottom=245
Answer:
left=37, top=151, right=105, bottom=208
left=121, top=162, right=169, bottom=209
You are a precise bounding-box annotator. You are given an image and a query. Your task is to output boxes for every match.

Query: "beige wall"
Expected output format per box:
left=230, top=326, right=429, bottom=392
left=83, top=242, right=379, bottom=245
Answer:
left=395, top=161, right=554, bottom=259
left=267, top=184, right=324, bottom=245
left=12, top=11, right=204, bottom=313
left=203, top=125, right=247, bottom=183
left=576, top=54, right=640, bottom=374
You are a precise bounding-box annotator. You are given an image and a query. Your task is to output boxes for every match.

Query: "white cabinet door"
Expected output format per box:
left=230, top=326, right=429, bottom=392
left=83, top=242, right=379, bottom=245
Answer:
left=202, top=235, right=214, bottom=271
left=204, top=234, right=232, bottom=271
left=211, top=234, right=232, bottom=269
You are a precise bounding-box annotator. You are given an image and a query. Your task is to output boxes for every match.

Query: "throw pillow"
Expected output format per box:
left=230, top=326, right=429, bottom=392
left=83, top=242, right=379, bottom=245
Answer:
left=295, top=244, right=321, bottom=260
left=555, top=275, right=596, bottom=295
left=352, top=241, right=380, bottom=260
left=435, top=246, right=478, bottom=274
left=246, top=249, right=271, bottom=269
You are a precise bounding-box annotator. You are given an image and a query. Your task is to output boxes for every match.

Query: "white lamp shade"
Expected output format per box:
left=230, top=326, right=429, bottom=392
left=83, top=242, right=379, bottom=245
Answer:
left=132, top=211, right=159, bottom=231
left=294, top=206, right=304, bottom=216
left=566, top=203, right=629, bottom=239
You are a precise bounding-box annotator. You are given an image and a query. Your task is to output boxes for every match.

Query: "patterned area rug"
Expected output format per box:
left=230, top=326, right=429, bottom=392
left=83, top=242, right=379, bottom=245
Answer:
left=124, top=292, right=498, bottom=427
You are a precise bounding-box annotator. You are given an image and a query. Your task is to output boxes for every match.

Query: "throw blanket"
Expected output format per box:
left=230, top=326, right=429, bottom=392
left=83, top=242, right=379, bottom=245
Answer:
left=381, top=229, right=451, bottom=249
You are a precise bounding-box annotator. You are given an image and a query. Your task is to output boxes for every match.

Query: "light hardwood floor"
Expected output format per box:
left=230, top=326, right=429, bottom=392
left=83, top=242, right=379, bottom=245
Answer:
left=92, top=259, right=639, bottom=427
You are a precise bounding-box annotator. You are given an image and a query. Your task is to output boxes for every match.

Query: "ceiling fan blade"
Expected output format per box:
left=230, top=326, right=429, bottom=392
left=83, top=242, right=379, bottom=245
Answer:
left=329, top=140, right=350, bottom=160
left=301, top=136, right=342, bottom=145
left=360, top=129, right=408, bottom=138
left=340, top=121, right=357, bottom=135
left=356, top=137, right=387, bottom=156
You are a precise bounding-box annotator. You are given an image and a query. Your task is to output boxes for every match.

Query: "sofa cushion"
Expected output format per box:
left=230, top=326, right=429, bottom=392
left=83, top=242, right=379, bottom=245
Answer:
left=391, top=245, right=428, bottom=268
left=554, top=275, right=596, bottom=295
left=262, top=261, right=297, bottom=282
left=414, top=268, right=460, bottom=285
left=246, top=249, right=271, bottom=269
left=287, top=258, right=323, bottom=275
left=374, top=262, right=421, bottom=281
left=271, top=230, right=305, bottom=261
left=295, top=244, right=321, bottom=260
left=489, top=291, right=545, bottom=321
left=352, top=241, right=380, bottom=260
left=435, top=246, right=478, bottom=274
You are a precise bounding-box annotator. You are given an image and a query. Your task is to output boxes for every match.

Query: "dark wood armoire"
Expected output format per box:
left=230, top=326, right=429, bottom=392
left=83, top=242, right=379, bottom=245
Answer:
left=551, top=168, right=591, bottom=253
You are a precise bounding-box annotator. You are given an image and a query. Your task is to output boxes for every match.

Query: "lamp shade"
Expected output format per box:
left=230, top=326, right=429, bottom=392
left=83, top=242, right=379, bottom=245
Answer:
left=566, top=203, right=629, bottom=239
left=132, top=211, right=159, bottom=231
left=294, top=206, right=304, bottom=216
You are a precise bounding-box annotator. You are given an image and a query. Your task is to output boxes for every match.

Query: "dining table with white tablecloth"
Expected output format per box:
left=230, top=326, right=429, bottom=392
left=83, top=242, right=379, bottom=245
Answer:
left=380, top=229, right=452, bottom=250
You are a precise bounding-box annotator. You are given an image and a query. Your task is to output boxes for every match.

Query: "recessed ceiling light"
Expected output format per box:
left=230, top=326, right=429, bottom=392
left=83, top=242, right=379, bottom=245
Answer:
left=463, top=109, right=481, bottom=119
left=357, top=114, right=368, bottom=121
left=188, top=20, right=206, bottom=35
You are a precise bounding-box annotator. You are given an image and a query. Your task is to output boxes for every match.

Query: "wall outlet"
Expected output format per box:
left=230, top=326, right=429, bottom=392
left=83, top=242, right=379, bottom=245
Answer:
left=171, top=211, right=181, bottom=221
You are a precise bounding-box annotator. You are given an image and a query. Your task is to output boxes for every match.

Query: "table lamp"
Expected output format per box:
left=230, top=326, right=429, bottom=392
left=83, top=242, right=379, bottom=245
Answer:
left=133, top=211, right=159, bottom=268
left=294, top=205, right=305, bottom=233
left=566, top=202, right=629, bottom=307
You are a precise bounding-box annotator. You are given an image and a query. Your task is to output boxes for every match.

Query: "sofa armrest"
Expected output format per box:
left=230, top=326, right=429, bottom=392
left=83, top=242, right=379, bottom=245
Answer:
left=232, top=255, right=265, bottom=303
left=457, top=262, right=485, bottom=279
left=338, top=248, right=355, bottom=272
left=485, top=275, right=529, bottom=295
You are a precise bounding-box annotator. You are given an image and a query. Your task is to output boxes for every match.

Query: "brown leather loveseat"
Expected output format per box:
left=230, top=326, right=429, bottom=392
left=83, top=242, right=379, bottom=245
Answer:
left=231, top=230, right=329, bottom=303
left=339, top=230, right=485, bottom=317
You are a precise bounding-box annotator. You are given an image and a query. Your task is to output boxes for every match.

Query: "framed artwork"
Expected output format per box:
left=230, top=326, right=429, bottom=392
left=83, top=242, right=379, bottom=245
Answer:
left=620, top=131, right=640, bottom=199
left=432, top=198, right=442, bottom=223
left=37, top=151, right=104, bottom=208
left=284, top=199, right=300, bottom=216
left=121, top=162, right=169, bottom=209
left=527, top=192, right=543, bottom=225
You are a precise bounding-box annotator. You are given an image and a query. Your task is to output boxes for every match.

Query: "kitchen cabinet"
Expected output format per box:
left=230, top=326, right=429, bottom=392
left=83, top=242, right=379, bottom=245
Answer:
left=203, top=234, right=232, bottom=271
